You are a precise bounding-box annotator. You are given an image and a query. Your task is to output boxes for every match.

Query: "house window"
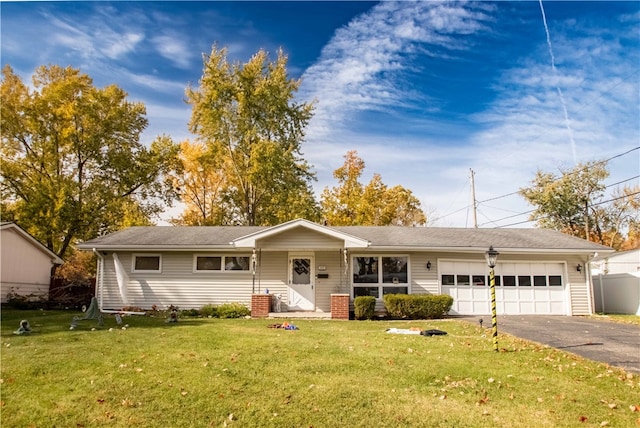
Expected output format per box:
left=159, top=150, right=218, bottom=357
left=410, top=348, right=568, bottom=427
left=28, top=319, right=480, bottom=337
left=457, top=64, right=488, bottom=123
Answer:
left=473, top=275, right=486, bottom=286
left=353, top=256, right=409, bottom=298
left=133, top=254, right=161, bottom=273
left=225, top=256, right=250, bottom=271
left=518, top=276, right=532, bottom=287
left=382, top=257, right=408, bottom=284
left=354, top=286, right=379, bottom=298
left=549, top=275, right=562, bottom=286
left=503, top=276, right=516, bottom=286
left=457, top=275, right=470, bottom=286
left=196, top=256, right=222, bottom=271
left=194, top=255, right=251, bottom=272
left=353, top=257, right=378, bottom=283
left=533, top=276, right=547, bottom=286
left=441, top=274, right=455, bottom=285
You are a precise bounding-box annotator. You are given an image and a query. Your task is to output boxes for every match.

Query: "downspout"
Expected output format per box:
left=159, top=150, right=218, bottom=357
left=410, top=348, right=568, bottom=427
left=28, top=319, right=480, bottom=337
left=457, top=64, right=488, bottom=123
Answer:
left=586, top=252, right=597, bottom=315
left=92, top=249, right=104, bottom=310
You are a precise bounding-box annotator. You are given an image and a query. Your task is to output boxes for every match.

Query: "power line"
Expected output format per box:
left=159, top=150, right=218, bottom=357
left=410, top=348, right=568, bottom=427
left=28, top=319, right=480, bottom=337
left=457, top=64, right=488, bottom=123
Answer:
left=479, top=146, right=639, bottom=204
left=434, top=147, right=639, bottom=225
left=604, top=175, right=639, bottom=190
left=492, top=191, right=640, bottom=228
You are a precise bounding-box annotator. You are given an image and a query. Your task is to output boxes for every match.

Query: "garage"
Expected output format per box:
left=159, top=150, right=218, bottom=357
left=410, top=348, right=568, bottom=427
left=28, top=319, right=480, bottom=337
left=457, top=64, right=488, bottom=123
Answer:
left=440, top=261, right=566, bottom=315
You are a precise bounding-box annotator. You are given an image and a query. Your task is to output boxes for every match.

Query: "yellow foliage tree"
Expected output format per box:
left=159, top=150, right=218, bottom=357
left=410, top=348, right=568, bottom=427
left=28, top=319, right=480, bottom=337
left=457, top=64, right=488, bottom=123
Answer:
left=321, top=151, right=426, bottom=226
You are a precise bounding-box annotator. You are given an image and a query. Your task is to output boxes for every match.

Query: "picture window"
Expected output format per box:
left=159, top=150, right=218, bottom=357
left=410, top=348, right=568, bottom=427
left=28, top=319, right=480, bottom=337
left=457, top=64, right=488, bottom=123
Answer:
left=132, top=255, right=161, bottom=273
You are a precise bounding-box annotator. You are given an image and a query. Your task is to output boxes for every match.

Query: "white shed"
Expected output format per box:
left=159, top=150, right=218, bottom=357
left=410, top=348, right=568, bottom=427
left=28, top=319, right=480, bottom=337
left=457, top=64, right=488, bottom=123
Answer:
left=1, top=222, right=64, bottom=303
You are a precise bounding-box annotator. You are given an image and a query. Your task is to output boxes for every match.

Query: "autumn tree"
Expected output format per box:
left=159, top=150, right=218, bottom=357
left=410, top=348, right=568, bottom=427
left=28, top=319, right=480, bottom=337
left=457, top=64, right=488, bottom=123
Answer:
left=170, top=140, right=228, bottom=225
left=321, top=151, right=426, bottom=226
left=519, top=161, right=639, bottom=249
left=185, top=46, right=320, bottom=226
left=1, top=65, right=179, bottom=260
left=599, top=185, right=640, bottom=249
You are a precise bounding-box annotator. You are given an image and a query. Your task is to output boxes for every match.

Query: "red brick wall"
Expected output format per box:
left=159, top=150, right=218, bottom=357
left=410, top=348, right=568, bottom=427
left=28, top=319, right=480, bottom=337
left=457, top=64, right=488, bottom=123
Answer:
left=331, top=294, right=350, bottom=320
left=251, top=294, right=271, bottom=318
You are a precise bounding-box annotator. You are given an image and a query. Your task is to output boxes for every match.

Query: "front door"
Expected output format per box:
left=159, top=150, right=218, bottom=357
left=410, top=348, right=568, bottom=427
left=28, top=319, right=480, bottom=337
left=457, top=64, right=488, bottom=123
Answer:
left=288, top=255, right=315, bottom=310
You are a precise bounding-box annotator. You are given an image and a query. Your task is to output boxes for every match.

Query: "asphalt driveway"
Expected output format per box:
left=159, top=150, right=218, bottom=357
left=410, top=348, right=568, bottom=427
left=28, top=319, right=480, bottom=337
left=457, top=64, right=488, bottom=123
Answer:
left=463, top=315, right=640, bottom=373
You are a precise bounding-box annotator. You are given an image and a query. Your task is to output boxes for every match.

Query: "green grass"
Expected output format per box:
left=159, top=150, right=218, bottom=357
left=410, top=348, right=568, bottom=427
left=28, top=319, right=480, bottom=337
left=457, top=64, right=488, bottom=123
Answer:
left=2, top=309, right=639, bottom=427
left=591, top=314, right=640, bottom=326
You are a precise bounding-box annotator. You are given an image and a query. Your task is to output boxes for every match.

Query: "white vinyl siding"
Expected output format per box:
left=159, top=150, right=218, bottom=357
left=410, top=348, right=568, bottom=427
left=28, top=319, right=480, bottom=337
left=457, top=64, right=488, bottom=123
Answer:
left=0, top=228, right=54, bottom=302
left=257, top=228, right=343, bottom=250
left=100, top=252, right=263, bottom=310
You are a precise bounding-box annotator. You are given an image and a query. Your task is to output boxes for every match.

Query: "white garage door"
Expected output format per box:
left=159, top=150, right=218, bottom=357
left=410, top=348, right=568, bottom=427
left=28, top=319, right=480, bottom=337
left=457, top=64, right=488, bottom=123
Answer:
left=441, top=261, right=566, bottom=315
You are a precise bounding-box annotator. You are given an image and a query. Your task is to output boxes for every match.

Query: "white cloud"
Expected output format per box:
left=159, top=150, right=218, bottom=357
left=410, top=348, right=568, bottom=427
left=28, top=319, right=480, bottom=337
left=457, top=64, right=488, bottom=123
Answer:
left=300, top=1, right=492, bottom=141
left=299, top=1, right=638, bottom=227
left=152, top=34, right=195, bottom=69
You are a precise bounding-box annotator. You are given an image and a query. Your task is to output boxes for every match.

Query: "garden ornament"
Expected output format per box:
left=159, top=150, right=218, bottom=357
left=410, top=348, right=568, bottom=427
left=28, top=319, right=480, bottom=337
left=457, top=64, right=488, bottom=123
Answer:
left=70, top=296, right=104, bottom=329
left=14, top=319, right=32, bottom=335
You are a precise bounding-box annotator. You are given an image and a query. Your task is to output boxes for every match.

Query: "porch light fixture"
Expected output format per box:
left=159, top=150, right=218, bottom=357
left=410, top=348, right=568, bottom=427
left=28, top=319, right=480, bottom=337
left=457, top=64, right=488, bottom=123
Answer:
left=426, top=261, right=432, bottom=270
left=485, top=246, right=500, bottom=352
left=576, top=264, right=582, bottom=273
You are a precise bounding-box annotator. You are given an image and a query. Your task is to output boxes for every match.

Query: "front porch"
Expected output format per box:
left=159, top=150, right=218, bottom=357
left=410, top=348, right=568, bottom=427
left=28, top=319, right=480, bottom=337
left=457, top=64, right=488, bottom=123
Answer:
left=252, top=293, right=350, bottom=319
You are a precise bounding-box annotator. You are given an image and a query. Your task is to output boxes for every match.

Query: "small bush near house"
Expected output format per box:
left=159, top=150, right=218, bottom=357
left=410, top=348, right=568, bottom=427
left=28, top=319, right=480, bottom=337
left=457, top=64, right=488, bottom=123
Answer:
left=216, top=302, right=250, bottom=319
left=198, top=304, right=218, bottom=318
left=383, top=294, right=454, bottom=319
left=353, top=296, right=376, bottom=320
left=180, top=308, right=200, bottom=317
left=5, top=292, right=48, bottom=310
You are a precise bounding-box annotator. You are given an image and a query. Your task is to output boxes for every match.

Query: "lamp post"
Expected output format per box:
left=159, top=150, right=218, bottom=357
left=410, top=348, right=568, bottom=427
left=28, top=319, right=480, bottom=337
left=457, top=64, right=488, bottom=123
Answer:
left=485, top=246, right=500, bottom=352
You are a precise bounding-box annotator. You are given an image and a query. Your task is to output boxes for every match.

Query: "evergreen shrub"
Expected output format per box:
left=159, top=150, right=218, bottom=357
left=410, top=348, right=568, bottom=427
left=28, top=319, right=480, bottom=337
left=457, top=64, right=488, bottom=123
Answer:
left=353, top=295, right=376, bottom=320
left=383, top=294, right=453, bottom=319
left=216, top=302, right=250, bottom=318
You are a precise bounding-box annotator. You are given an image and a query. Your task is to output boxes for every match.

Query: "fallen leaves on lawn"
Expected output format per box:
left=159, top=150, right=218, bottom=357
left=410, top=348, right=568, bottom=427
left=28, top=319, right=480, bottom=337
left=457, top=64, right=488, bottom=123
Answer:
left=476, top=390, right=489, bottom=405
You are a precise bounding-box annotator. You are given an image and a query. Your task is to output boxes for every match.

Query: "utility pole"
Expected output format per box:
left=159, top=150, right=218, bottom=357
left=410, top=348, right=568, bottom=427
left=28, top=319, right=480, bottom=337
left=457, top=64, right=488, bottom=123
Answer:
left=584, top=199, right=590, bottom=242
left=470, top=168, right=478, bottom=228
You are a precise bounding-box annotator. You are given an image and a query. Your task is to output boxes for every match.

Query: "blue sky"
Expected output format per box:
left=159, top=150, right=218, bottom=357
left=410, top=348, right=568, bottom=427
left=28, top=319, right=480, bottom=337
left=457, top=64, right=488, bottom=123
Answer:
left=2, top=1, right=639, bottom=227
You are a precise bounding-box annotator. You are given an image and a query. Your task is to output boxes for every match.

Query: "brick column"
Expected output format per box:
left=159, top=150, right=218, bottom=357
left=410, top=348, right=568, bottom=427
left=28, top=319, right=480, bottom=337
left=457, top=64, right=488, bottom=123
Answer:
left=331, top=293, right=350, bottom=320
left=251, top=294, right=271, bottom=318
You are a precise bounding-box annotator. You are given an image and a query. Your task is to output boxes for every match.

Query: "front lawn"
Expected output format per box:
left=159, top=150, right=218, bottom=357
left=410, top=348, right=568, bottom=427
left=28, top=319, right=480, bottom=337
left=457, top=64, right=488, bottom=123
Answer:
left=1, top=309, right=638, bottom=427
left=592, top=314, right=640, bottom=326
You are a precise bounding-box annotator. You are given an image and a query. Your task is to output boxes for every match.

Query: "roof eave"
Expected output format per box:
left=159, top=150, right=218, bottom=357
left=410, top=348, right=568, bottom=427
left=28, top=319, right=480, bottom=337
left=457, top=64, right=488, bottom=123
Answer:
left=232, top=218, right=369, bottom=248
left=76, top=244, right=234, bottom=252
left=362, top=246, right=614, bottom=254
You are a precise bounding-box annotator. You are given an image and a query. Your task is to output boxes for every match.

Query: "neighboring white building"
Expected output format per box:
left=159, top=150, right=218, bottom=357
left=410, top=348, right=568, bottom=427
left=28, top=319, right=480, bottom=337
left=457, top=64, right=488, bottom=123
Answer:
left=78, top=219, right=613, bottom=316
left=1, top=222, right=64, bottom=303
left=592, top=249, right=640, bottom=315
left=591, top=249, right=640, bottom=275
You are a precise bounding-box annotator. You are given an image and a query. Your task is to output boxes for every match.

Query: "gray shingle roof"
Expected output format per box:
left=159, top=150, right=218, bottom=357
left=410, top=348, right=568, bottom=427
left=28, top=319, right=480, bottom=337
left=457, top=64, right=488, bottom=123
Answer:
left=78, top=224, right=612, bottom=253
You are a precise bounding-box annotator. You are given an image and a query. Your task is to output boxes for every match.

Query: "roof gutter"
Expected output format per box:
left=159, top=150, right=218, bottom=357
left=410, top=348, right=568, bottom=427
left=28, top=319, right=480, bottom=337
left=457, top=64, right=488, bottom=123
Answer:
left=366, top=246, right=615, bottom=254
left=77, top=245, right=235, bottom=251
